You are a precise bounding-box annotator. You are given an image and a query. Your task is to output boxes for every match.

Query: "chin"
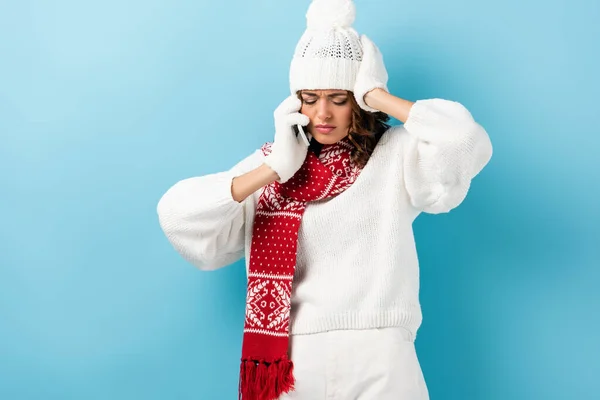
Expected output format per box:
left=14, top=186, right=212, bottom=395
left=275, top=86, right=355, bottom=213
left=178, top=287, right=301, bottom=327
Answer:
left=311, top=132, right=347, bottom=145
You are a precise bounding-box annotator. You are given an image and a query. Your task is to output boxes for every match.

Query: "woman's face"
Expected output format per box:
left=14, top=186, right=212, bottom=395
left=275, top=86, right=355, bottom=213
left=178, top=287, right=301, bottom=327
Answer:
left=299, top=89, right=353, bottom=145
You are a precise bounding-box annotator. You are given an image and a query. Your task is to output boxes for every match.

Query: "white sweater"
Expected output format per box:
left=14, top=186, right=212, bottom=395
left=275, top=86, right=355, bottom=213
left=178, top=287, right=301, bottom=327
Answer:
left=157, top=98, right=493, bottom=340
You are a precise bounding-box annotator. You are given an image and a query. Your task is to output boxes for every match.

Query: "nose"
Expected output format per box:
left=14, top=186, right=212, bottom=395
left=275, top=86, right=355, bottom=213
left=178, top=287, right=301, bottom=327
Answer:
left=316, top=99, right=332, bottom=121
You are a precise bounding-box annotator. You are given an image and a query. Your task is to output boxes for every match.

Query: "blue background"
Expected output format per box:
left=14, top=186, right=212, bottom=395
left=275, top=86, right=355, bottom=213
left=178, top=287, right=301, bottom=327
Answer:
left=1, top=0, right=598, bottom=399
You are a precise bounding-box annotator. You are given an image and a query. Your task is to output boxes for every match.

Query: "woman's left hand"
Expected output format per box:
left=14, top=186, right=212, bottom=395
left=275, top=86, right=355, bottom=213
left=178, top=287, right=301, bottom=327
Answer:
left=353, top=35, right=389, bottom=112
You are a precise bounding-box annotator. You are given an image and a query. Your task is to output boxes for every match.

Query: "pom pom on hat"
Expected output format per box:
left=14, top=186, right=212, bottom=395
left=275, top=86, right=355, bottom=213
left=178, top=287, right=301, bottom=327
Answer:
left=306, top=0, right=356, bottom=30
left=289, top=0, right=362, bottom=94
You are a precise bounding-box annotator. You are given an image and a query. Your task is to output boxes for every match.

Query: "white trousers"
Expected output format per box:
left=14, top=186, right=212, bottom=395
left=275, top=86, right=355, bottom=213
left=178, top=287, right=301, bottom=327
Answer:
left=279, top=327, right=429, bottom=400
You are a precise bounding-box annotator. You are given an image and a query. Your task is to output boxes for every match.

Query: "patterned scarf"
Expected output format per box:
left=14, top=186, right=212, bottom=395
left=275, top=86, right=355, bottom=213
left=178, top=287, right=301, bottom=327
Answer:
left=238, top=137, right=362, bottom=400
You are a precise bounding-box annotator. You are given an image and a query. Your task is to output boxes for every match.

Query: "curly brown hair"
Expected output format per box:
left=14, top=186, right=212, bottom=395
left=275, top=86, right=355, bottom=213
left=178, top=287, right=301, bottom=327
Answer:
left=297, top=90, right=390, bottom=169
left=345, top=92, right=391, bottom=168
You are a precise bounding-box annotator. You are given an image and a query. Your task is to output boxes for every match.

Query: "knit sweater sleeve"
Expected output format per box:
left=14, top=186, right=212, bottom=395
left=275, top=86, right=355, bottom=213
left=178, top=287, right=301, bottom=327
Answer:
left=157, top=149, right=264, bottom=271
left=401, top=98, right=493, bottom=214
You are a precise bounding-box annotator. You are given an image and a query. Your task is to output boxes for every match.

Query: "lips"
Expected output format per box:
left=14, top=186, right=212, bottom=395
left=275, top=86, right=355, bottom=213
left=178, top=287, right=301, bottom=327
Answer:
left=315, top=124, right=336, bottom=134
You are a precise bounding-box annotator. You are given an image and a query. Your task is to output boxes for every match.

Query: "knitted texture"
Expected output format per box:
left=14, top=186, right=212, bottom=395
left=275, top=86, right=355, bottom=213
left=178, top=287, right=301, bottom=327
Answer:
left=289, top=0, right=363, bottom=94
left=156, top=98, right=493, bottom=343
left=239, top=137, right=361, bottom=399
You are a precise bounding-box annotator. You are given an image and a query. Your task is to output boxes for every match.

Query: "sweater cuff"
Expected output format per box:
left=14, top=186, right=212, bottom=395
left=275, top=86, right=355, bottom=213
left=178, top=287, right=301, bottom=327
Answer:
left=206, top=171, right=245, bottom=210
left=226, top=172, right=246, bottom=207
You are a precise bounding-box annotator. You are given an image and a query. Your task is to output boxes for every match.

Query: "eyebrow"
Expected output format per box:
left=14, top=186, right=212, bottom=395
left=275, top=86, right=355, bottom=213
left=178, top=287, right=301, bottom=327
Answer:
left=301, top=92, right=348, bottom=98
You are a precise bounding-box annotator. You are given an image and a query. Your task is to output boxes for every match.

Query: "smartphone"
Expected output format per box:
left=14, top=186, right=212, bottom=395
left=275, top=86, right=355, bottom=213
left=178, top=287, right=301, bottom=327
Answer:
left=293, top=124, right=310, bottom=146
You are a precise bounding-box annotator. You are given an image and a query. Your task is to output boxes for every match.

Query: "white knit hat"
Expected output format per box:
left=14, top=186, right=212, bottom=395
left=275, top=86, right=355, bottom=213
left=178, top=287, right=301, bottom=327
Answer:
left=289, top=0, right=363, bottom=95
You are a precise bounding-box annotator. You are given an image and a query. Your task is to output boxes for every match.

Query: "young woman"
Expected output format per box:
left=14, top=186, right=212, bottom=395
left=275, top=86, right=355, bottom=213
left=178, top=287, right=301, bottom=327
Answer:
left=157, top=1, right=492, bottom=399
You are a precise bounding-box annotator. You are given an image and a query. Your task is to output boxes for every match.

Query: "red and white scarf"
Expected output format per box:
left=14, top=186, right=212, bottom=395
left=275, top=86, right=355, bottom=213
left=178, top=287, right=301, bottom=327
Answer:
left=238, top=137, right=362, bottom=400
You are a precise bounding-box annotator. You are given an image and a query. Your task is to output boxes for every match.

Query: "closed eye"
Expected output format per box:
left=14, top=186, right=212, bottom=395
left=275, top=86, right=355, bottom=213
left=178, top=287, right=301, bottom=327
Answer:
left=302, top=98, right=348, bottom=106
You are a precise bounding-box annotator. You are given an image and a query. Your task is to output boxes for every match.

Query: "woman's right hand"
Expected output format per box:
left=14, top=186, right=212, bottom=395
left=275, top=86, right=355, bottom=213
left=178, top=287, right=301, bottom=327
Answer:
left=263, top=95, right=311, bottom=183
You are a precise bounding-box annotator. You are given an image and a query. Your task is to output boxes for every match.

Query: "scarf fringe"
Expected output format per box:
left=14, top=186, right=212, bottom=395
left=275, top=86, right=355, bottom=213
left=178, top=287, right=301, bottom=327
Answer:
left=239, top=358, right=295, bottom=400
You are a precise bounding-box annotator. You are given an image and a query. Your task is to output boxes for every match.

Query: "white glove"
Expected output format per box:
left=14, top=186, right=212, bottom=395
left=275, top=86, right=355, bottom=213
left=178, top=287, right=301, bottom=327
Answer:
left=264, top=96, right=311, bottom=183
left=353, top=35, right=389, bottom=112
